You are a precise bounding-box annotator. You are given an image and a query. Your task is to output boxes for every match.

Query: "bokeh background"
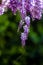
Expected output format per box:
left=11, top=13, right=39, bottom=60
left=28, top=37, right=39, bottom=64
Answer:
left=0, top=9, right=43, bottom=65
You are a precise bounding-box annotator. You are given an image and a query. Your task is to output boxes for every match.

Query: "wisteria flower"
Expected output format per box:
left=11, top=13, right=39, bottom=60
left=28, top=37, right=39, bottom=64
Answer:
left=0, top=0, right=43, bottom=46
left=25, top=16, right=30, bottom=26
left=0, top=0, right=10, bottom=15
left=21, top=32, right=27, bottom=46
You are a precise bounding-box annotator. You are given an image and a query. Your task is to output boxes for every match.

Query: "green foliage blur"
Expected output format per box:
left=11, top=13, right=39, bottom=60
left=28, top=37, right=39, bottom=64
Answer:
left=0, top=10, right=43, bottom=65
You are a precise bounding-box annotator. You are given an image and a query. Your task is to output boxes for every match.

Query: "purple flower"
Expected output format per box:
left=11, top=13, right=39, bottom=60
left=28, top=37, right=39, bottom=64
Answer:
left=23, top=25, right=29, bottom=34
left=0, top=0, right=10, bottom=15
left=25, top=16, right=30, bottom=26
left=29, top=0, right=42, bottom=20
left=5, top=0, right=43, bottom=20
left=17, top=20, right=24, bottom=32
left=0, top=6, right=4, bottom=15
left=17, top=0, right=27, bottom=19
left=8, top=0, right=18, bottom=13
left=20, top=16, right=30, bottom=46
left=21, top=32, right=27, bottom=46
left=19, top=20, right=24, bottom=29
left=0, top=0, right=43, bottom=19
left=21, top=32, right=27, bottom=41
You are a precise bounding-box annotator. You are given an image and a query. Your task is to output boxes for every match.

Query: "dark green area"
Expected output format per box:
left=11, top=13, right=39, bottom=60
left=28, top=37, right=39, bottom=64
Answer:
left=0, top=10, right=43, bottom=65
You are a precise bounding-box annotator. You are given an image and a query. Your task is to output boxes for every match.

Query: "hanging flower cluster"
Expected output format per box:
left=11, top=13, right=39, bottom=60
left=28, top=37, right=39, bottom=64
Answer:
left=0, top=0, right=10, bottom=15
left=0, top=0, right=43, bottom=46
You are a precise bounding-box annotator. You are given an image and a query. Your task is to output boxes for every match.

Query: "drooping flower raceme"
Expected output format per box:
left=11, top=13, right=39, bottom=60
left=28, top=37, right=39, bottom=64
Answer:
left=21, top=16, right=30, bottom=46
left=0, top=0, right=43, bottom=19
left=0, top=0, right=43, bottom=46
left=8, top=0, right=18, bottom=13
left=0, top=0, right=10, bottom=15
left=29, top=0, right=43, bottom=19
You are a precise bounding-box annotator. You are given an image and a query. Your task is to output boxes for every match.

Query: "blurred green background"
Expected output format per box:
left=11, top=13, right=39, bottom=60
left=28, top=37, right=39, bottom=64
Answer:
left=0, top=10, right=43, bottom=65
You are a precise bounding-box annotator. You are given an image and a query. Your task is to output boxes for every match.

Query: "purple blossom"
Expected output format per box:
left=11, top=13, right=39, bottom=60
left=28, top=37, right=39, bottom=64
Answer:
left=23, top=25, right=29, bottom=34
left=0, top=0, right=43, bottom=19
left=21, top=32, right=27, bottom=41
left=25, top=16, right=30, bottom=26
left=20, top=16, right=30, bottom=46
left=0, top=0, right=10, bottom=15
left=29, top=0, right=43, bottom=19
left=17, top=0, right=27, bottom=20
left=0, top=6, right=4, bottom=15
left=21, top=32, right=27, bottom=46
left=8, top=0, right=18, bottom=13
left=17, top=20, right=24, bottom=32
